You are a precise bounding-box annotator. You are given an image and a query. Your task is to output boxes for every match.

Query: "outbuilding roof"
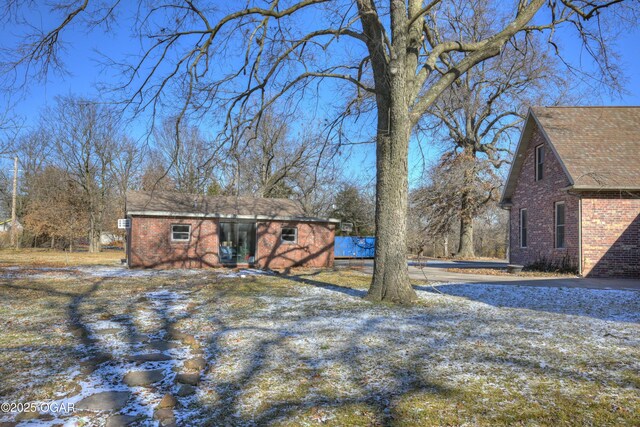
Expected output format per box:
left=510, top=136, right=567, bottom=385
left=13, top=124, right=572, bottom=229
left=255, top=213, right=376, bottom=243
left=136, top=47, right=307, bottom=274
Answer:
left=126, top=190, right=339, bottom=223
left=501, top=106, right=640, bottom=204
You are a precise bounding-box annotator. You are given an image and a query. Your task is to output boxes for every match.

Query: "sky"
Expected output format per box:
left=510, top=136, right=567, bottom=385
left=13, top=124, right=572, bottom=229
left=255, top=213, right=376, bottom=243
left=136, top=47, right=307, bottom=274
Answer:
left=1, top=1, right=639, bottom=187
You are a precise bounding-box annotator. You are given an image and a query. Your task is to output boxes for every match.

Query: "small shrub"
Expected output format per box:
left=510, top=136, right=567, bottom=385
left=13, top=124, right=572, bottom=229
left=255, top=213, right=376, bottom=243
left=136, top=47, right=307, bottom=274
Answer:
left=526, top=253, right=578, bottom=274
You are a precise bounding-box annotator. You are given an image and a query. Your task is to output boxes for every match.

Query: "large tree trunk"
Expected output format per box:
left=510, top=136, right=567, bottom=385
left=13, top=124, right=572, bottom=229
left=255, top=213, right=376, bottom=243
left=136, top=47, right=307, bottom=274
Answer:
left=444, top=235, right=448, bottom=257
left=366, top=1, right=417, bottom=304
left=367, top=115, right=417, bottom=303
left=88, top=216, right=100, bottom=253
left=456, top=145, right=476, bottom=258
left=456, top=192, right=475, bottom=258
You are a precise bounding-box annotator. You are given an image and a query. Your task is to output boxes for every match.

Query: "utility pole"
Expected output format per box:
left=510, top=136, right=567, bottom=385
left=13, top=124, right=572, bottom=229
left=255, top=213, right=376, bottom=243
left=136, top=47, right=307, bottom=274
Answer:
left=10, top=156, right=18, bottom=248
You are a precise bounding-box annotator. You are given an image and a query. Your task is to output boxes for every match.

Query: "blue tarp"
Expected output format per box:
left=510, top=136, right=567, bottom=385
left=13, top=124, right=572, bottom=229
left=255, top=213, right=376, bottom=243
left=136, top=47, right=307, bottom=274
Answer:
left=334, top=236, right=375, bottom=258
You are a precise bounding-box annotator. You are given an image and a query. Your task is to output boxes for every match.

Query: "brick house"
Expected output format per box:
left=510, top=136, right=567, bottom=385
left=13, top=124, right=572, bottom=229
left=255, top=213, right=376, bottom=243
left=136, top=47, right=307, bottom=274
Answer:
left=500, top=107, right=640, bottom=278
left=125, top=191, right=338, bottom=269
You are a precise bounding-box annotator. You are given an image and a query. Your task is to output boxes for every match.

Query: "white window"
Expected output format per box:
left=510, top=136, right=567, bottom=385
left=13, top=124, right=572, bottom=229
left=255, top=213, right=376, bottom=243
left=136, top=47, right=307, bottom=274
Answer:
left=520, top=209, right=528, bottom=248
left=281, top=227, right=298, bottom=244
left=171, top=224, right=191, bottom=242
left=535, top=144, right=544, bottom=181
left=555, top=202, right=565, bottom=249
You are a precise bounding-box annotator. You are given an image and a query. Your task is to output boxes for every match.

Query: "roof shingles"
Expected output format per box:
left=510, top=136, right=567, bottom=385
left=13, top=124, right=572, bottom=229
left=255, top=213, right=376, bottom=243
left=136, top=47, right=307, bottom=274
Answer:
left=532, top=106, right=640, bottom=189
left=126, top=190, right=325, bottom=221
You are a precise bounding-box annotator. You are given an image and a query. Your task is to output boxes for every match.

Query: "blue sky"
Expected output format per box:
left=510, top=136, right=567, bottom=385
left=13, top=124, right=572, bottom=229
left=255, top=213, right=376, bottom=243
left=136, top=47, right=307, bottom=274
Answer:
left=1, top=2, right=639, bottom=186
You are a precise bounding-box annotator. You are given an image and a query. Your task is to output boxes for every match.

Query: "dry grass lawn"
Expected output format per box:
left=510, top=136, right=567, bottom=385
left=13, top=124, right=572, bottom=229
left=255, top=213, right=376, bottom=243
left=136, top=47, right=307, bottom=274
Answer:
left=0, top=257, right=638, bottom=426
left=0, top=248, right=123, bottom=267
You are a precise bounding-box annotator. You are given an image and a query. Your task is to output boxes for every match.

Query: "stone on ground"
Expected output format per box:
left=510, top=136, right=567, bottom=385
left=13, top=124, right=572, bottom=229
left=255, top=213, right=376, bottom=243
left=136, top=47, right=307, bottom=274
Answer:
left=175, top=372, right=200, bottom=386
left=76, top=391, right=131, bottom=411
left=154, top=408, right=176, bottom=424
left=105, top=414, right=140, bottom=427
left=168, top=330, right=198, bottom=347
left=123, top=369, right=165, bottom=387
left=176, top=384, right=196, bottom=397
left=128, top=353, right=172, bottom=363
left=149, top=340, right=179, bottom=351
left=183, top=356, right=206, bottom=371
left=123, top=333, right=151, bottom=344
left=157, top=394, right=177, bottom=409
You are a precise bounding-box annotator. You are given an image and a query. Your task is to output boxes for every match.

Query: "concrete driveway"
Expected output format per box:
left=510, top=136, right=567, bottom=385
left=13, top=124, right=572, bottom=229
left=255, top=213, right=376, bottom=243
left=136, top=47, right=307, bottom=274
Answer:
left=335, top=258, right=640, bottom=291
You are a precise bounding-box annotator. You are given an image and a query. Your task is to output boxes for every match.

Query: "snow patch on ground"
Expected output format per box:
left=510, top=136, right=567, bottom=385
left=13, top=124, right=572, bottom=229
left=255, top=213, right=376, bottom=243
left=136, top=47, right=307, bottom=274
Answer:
left=2, top=267, right=638, bottom=425
left=0, top=265, right=207, bottom=280
left=218, top=268, right=273, bottom=278
left=1, top=289, right=200, bottom=426
left=420, top=282, right=640, bottom=322
left=193, top=279, right=639, bottom=422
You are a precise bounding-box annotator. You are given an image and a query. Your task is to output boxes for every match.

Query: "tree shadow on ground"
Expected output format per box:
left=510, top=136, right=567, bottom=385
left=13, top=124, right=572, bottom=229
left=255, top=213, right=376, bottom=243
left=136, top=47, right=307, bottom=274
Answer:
left=2, top=267, right=638, bottom=426
left=283, top=272, right=367, bottom=298
left=0, top=271, right=216, bottom=425
left=196, top=302, right=452, bottom=426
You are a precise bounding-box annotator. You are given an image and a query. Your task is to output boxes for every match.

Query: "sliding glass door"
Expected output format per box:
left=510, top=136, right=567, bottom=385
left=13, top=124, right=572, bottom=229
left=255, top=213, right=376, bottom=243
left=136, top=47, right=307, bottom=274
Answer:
left=219, top=222, right=256, bottom=264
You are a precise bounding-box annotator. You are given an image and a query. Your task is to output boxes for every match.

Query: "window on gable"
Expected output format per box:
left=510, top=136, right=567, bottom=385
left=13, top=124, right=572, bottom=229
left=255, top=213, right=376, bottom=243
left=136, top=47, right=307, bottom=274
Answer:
left=555, top=202, right=565, bottom=249
left=520, top=209, right=528, bottom=248
left=535, top=145, right=544, bottom=181
left=171, top=224, right=191, bottom=242
left=281, top=227, right=298, bottom=244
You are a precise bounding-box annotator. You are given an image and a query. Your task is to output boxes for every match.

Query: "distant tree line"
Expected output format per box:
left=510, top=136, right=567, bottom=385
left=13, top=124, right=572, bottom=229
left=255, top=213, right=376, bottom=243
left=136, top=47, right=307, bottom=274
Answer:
left=0, top=95, right=346, bottom=251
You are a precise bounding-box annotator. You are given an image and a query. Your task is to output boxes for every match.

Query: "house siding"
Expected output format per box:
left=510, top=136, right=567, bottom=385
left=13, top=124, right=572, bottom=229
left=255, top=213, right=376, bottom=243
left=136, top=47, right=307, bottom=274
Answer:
left=255, top=221, right=335, bottom=269
left=580, top=192, right=640, bottom=278
left=128, top=216, right=220, bottom=268
left=128, top=216, right=335, bottom=269
left=509, top=124, right=580, bottom=270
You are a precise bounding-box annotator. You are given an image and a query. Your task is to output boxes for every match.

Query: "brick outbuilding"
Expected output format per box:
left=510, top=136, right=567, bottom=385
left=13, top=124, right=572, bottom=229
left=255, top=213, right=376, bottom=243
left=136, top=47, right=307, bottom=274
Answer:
left=125, top=191, right=337, bottom=269
left=500, top=107, right=640, bottom=278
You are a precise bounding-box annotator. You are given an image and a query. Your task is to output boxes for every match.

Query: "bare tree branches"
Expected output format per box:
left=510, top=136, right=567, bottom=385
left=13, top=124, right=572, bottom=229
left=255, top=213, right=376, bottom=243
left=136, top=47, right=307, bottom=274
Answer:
left=2, top=0, right=635, bottom=301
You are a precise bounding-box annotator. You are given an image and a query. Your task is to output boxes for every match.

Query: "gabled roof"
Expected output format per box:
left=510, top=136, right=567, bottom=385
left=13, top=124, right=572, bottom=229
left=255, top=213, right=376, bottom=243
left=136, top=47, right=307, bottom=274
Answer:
left=126, top=190, right=338, bottom=223
left=501, top=106, right=640, bottom=204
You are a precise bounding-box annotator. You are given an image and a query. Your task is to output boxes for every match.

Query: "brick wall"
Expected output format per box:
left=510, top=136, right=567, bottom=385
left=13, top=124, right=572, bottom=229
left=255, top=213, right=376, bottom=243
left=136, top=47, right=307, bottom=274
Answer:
left=509, top=124, right=580, bottom=270
left=255, top=221, right=335, bottom=269
left=128, top=216, right=220, bottom=268
left=128, top=216, right=335, bottom=269
left=581, top=194, right=640, bottom=278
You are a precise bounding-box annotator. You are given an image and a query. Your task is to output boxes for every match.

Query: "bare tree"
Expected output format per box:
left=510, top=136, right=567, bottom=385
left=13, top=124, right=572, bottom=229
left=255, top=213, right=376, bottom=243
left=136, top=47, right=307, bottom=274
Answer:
left=236, top=109, right=338, bottom=200
left=140, top=150, right=177, bottom=193
left=23, top=166, right=88, bottom=250
left=155, top=117, right=223, bottom=194
left=46, top=96, right=120, bottom=252
left=111, top=136, right=146, bottom=216
left=421, top=29, right=566, bottom=258
left=3, top=0, right=636, bottom=302
left=0, top=125, right=52, bottom=224
left=413, top=152, right=501, bottom=257
left=295, top=160, right=343, bottom=218
left=15, top=128, right=51, bottom=179
left=473, top=203, right=508, bottom=259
